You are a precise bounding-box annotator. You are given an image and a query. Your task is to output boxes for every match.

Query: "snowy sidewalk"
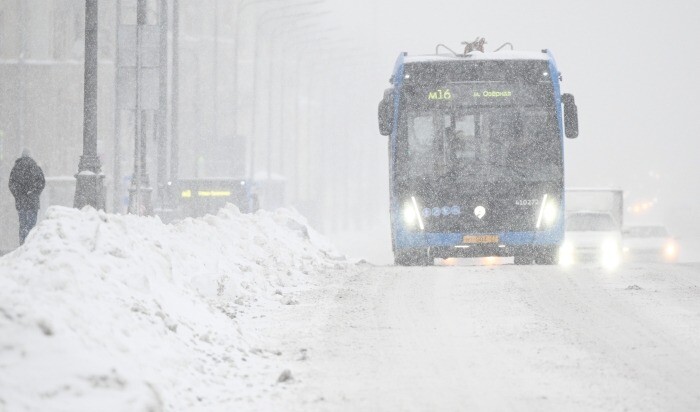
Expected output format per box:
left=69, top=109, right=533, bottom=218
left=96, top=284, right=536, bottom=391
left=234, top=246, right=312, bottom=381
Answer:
left=0, top=205, right=350, bottom=411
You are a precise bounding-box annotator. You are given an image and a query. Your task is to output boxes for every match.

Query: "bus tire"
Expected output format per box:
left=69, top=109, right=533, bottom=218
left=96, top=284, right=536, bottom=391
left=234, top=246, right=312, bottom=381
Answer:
left=394, top=249, right=432, bottom=266
left=534, top=247, right=559, bottom=265
left=514, top=254, right=533, bottom=265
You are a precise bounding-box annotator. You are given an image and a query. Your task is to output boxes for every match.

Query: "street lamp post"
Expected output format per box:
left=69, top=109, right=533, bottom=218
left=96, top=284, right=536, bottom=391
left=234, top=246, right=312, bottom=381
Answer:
left=127, top=0, right=153, bottom=215
left=233, top=0, right=324, bottom=180
left=230, top=0, right=287, bottom=180
left=264, top=23, right=327, bottom=179
left=213, top=0, right=219, bottom=155
left=287, top=46, right=365, bottom=221
left=74, top=0, right=105, bottom=210
left=232, top=0, right=292, bottom=150
left=248, top=3, right=325, bottom=180
left=156, top=0, right=168, bottom=210
left=269, top=29, right=336, bottom=182
left=171, top=0, right=180, bottom=184
left=286, top=43, right=353, bottom=200
left=18, top=0, right=26, bottom=153
left=113, top=0, right=122, bottom=212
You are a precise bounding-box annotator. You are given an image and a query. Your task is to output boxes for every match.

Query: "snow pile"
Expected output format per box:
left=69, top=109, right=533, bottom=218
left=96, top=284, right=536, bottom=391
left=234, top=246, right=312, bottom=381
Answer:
left=0, top=205, right=346, bottom=411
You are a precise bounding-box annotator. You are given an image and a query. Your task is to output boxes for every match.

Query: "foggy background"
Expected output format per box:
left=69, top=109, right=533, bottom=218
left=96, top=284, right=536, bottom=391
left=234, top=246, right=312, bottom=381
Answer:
left=1, top=0, right=699, bottom=262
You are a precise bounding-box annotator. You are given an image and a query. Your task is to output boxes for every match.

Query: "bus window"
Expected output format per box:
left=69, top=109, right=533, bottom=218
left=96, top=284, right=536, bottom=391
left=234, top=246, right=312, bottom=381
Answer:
left=407, top=114, right=436, bottom=177
left=486, top=110, right=519, bottom=169
left=452, top=114, right=477, bottom=163
left=521, top=111, right=559, bottom=165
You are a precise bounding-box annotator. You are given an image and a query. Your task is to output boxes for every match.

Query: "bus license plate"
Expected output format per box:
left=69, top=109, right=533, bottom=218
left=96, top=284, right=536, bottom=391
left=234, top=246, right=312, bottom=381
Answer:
left=462, top=235, right=499, bottom=244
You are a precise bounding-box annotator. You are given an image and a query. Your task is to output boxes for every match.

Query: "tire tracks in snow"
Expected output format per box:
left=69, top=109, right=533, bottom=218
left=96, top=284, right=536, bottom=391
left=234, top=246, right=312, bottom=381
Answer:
left=256, top=262, right=700, bottom=411
left=522, top=263, right=700, bottom=410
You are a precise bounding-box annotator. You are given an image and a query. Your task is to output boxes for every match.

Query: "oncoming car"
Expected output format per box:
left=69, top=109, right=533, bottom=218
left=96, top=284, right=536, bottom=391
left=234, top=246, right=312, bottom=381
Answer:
left=560, top=211, right=622, bottom=269
left=622, top=225, right=679, bottom=262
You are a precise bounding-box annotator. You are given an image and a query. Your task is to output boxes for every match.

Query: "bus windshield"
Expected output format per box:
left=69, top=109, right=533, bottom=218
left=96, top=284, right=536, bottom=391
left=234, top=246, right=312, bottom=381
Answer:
left=400, top=106, right=561, bottom=184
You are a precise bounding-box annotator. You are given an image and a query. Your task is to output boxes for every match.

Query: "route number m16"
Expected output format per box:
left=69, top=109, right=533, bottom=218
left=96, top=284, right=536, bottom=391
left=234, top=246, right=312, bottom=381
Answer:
left=428, top=89, right=452, bottom=100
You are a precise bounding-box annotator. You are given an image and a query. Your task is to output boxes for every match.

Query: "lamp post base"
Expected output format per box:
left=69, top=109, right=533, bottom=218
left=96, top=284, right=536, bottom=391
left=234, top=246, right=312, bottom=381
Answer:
left=128, top=185, right=153, bottom=216
left=74, top=171, right=106, bottom=210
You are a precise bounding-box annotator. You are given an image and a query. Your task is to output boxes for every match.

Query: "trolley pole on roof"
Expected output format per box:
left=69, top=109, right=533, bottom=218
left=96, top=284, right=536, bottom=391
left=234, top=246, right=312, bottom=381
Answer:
left=74, top=0, right=106, bottom=210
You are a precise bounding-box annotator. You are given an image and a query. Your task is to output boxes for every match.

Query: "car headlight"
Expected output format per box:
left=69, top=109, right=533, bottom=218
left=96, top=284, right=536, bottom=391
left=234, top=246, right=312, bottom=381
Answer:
left=601, top=238, right=621, bottom=270
left=663, top=240, right=678, bottom=261
left=601, top=238, right=619, bottom=254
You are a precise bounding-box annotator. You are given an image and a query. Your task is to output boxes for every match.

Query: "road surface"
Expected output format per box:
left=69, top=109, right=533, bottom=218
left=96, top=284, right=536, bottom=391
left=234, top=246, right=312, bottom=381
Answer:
left=247, top=261, right=700, bottom=411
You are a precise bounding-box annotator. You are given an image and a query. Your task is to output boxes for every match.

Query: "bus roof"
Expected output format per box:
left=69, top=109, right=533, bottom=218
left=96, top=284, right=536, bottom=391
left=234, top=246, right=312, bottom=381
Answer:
left=403, top=50, right=550, bottom=64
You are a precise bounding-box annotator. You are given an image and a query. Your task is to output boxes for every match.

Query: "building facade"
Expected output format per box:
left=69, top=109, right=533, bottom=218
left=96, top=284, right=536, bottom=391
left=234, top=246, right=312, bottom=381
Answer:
left=0, top=0, right=384, bottom=251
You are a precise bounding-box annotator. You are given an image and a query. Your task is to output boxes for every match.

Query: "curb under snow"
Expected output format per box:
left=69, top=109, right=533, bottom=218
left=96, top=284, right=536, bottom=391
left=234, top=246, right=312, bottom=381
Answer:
left=0, top=204, right=348, bottom=410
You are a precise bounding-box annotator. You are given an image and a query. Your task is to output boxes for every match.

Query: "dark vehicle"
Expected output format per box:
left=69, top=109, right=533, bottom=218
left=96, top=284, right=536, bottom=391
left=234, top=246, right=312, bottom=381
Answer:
left=169, top=178, right=258, bottom=220
left=378, top=41, right=579, bottom=266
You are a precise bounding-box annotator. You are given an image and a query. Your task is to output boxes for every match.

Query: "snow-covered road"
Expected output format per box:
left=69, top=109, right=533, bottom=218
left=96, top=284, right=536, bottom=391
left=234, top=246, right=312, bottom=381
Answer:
left=256, top=261, right=700, bottom=411
left=2, top=207, right=699, bottom=411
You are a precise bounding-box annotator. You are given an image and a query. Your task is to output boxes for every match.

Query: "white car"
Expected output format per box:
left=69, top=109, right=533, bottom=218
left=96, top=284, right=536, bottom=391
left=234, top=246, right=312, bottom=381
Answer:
left=560, top=211, right=622, bottom=269
left=622, top=225, right=679, bottom=262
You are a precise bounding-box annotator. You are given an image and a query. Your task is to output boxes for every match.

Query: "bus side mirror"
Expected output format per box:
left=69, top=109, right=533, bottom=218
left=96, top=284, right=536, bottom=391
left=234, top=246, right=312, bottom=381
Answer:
left=562, top=93, right=579, bottom=139
left=378, top=88, right=394, bottom=136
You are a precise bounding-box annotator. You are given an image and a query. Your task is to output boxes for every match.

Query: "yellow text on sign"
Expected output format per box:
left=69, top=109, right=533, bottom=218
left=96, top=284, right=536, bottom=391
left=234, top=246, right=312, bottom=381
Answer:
left=428, top=89, right=452, bottom=100
left=197, top=191, right=232, bottom=197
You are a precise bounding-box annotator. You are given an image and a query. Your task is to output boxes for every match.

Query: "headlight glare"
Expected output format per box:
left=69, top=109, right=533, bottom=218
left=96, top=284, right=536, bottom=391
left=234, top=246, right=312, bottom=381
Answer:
left=403, top=203, right=416, bottom=226
left=663, top=240, right=678, bottom=261
left=601, top=238, right=621, bottom=270
left=402, top=197, right=424, bottom=230
left=543, top=202, right=558, bottom=226
left=536, top=194, right=559, bottom=229
left=559, top=241, right=575, bottom=266
left=601, top=238, right=619, bottom=254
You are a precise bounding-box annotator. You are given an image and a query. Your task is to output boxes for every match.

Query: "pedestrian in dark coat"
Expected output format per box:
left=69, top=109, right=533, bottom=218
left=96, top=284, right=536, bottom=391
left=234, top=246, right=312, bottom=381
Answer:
left=8, top=149, right=45, bottom=245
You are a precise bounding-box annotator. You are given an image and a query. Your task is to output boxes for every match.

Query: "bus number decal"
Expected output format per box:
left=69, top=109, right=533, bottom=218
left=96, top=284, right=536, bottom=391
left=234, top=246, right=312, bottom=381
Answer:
left=428, top=89, right=452, bottom=100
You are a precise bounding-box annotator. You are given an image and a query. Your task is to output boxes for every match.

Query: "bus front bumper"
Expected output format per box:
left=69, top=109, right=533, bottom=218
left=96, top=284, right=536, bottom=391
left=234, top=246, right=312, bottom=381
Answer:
left=394, top=231, right=562, bottom=258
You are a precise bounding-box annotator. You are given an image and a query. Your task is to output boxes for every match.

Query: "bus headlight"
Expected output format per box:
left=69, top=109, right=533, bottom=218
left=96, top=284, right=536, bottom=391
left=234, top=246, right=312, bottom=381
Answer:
left=536, top=194, right=559, bottom=229
left=402, top=196, right=424, bottom=230
left=543, top=201, right=558, bottom=226
left=403, top=202, right=417, bottom=226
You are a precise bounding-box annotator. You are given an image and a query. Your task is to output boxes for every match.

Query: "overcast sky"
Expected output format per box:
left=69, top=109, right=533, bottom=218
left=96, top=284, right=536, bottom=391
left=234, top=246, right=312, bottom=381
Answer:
left=324, top=0, right=700, bottom=234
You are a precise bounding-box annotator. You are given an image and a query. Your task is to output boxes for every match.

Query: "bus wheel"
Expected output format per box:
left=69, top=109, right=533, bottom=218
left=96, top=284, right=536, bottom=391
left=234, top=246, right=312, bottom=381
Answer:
left=394, top=250, right=433, bottom=266
left=535, top=247, right=558, bottom=265
left=514, top=254, right=534, bottom=265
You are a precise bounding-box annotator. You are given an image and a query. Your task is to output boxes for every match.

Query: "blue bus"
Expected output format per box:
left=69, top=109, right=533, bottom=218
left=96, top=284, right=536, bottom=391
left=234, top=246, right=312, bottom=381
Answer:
left=378, top=42, right=579, bottom=266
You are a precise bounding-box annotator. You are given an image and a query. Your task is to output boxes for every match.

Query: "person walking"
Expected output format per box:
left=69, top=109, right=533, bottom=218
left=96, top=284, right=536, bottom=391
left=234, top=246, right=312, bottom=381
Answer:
left=8, top=149, right=45, bottom=245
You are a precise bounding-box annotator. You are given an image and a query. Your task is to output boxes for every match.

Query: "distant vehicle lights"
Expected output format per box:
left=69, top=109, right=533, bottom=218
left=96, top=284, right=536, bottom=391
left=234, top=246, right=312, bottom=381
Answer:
left=622, top=225, right=679, bottom=263
left=663, top=240, right=679, bottom=261
left=627, top=198, right=659, bottom=215
left=558, top=238, right=621, bottom=270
